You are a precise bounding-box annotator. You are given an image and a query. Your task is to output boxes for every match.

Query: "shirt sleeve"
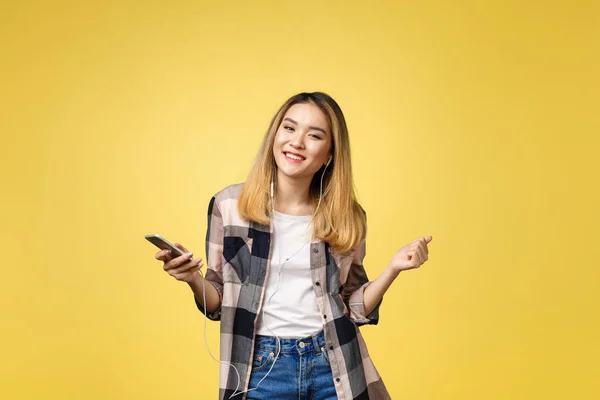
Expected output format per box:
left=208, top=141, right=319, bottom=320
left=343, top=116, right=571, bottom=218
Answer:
left=341, top=238, right=382, bottom=326
left=194, top=195, right=224, bottom=320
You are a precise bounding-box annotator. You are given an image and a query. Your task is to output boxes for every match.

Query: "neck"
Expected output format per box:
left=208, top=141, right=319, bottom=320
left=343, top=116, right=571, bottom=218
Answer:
left=274, top=172, right=313, bottom=216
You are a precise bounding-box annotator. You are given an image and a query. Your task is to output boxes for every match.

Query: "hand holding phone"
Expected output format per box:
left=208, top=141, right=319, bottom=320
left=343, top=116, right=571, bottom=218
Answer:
left=145, top=234, right=203, bottom=283
left=145, top=234, right=186, bottom=258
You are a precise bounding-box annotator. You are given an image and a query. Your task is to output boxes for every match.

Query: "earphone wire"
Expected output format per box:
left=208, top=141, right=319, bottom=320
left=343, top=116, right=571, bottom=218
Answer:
left=199, top=159, right=331, bottom=399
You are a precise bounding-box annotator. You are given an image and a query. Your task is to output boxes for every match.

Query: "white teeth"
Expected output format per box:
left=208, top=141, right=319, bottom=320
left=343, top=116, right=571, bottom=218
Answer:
left=285, top=153, right=304, bottom=161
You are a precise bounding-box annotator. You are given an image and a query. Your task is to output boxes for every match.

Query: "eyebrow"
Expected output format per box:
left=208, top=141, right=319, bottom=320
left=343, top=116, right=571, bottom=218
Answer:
left=283, top=117, right=328, bottom=135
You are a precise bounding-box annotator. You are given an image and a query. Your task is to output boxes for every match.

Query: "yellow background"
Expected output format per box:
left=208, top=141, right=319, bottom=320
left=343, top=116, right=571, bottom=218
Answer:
left=1, top=0, right=598, bottom=398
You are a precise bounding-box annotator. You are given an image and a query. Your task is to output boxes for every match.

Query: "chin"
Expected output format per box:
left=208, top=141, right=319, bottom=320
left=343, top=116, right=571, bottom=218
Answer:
left=278, top=168, right=319, bottom=183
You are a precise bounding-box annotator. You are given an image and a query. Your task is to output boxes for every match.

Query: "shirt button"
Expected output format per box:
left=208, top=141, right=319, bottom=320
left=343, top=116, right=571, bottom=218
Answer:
left=329, top=346, right=334, bottom=350
left=313, top=248, right=318, bottom=253
left=336, top=378, right=341, bottom=383
left=315, top=282, right=321, bottom=286
left=323, top=314, right=327, bottom=319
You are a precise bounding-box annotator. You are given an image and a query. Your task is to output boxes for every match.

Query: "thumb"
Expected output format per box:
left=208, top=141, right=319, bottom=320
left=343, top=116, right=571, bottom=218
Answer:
left=424, top=236, right=433, bottom=244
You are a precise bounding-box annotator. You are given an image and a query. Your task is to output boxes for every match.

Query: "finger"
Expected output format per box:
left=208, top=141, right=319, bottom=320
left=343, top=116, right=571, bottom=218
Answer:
left=407, top=245, right=420, bottom=260
left=413, top=237, right=432, bottom=253
left=175, top=269, right=199, bottom=282
left=182, top=269, right=199, bottom=281
left=420, top=238, right=429, bottom=255
left=172, top=266, right=202, bottom=281
left=155, top=249, right=173, bottom=261
left=412, top=238, right=428, bottom=256
left=170, top=258, right=203, bottom=275
left=413, top=252, right=422, bottom=267
left=414, top=249, right=423, bottom=266
left=407, top=250, right=420, bottom=267
left=415, top=246, right=426, bottom=264
left=164, top=252, right=194, bottom=270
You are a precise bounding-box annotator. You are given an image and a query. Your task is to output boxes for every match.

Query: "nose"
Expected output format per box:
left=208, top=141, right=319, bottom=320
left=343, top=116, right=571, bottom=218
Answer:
left=288, top=131, right=305, bottom=149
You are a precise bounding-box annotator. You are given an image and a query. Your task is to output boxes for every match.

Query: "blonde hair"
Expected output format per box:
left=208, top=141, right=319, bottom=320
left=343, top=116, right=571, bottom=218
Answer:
left=238, top=92, right=366, bottom=253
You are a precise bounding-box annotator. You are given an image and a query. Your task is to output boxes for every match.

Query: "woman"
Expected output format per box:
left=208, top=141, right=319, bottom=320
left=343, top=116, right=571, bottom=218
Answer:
left=155, top=92, right=433, bottom=400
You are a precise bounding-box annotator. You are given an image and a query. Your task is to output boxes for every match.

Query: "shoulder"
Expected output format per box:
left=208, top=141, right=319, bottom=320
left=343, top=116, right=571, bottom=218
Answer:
left=208, top=183, right=246, bottom=220
left=212, top=183, right=244, bottom=203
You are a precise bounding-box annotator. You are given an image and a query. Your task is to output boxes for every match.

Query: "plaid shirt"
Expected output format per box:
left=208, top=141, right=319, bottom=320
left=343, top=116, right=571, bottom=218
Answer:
left=196, top=184, right=390, bottom=400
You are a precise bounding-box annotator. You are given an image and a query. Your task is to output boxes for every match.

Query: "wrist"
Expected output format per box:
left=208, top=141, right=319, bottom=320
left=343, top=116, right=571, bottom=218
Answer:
left=187, top=270, right=203, bottom=287
left=385, top=264, right=402, bottom=279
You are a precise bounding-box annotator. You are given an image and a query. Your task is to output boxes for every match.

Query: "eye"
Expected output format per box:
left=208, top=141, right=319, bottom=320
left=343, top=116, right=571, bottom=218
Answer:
left=309, top=133, right=322, bottom=140
left=284, top=125, right=294, bottom=131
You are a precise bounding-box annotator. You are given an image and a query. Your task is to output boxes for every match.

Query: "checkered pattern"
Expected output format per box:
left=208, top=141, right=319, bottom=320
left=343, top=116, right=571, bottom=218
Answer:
left=196, top=184, right=390, bottom=399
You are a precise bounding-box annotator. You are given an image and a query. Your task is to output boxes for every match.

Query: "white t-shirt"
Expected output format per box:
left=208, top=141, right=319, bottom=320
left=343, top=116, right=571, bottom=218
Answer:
left=256, top=211, right=323, bottom=338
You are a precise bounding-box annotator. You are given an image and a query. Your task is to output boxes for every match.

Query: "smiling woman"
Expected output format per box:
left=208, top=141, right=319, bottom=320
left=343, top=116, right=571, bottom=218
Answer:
left=238, top=92, right=367, bottom=253
left=154, top=92, right=432, bottom=400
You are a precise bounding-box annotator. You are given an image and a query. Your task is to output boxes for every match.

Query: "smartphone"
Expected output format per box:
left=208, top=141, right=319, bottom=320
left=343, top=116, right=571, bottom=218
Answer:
left=145, top=234, right=186, bottom=258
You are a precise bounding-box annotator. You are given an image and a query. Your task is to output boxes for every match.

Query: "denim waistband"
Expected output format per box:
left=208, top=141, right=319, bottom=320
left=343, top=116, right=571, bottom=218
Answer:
left=254, top=330, right=326, bottom=354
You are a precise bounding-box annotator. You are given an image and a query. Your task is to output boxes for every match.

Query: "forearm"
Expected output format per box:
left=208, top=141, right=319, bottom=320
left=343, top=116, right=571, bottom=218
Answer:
left=363, top=266, right=400, bottom=316
left=187, top=272, right=221, bottom=313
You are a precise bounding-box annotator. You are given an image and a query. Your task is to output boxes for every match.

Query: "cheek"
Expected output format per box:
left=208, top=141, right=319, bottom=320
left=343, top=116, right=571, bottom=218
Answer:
left=272, top=132, right=284, bottom=152
left=308, top=143, right=330, bottom=161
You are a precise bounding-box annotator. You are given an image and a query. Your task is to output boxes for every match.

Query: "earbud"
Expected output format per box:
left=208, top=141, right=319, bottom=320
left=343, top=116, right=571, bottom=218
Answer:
left=270, top=181, right=274, bottom=198
left=326, top=155, right=332, bottom=166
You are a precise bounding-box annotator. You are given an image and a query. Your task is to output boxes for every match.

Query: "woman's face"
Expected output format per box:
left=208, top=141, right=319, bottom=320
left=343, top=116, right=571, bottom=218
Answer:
left=273, top=102, right=332, bottom=182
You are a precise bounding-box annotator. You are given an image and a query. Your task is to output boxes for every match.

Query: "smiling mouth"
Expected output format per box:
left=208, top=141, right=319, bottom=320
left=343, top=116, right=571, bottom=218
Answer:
left=283, top=152, right=306, bottom=161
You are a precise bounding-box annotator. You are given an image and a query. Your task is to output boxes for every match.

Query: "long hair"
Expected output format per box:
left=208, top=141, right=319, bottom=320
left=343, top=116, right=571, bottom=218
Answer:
left=237, top=92, right=366, bottom=253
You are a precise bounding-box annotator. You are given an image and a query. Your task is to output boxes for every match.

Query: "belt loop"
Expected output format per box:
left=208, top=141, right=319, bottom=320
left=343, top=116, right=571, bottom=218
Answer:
left=312, top=332, right=321, bottom=354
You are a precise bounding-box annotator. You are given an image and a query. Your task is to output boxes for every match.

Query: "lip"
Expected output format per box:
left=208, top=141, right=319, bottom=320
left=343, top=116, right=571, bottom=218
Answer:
left=283, top=151, right=306, bottom=163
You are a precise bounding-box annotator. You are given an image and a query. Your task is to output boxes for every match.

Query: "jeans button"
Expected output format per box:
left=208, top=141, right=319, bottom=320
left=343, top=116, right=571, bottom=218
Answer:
left=299, top=342, right=305, bottom=348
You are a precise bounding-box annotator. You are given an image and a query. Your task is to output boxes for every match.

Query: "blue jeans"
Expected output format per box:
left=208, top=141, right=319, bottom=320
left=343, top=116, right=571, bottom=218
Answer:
left=246, top=330, right=337, bottom=400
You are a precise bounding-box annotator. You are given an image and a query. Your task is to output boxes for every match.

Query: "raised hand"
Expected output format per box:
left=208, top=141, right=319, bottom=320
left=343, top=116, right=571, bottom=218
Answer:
left=388, top=236, right=433, bottom=274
